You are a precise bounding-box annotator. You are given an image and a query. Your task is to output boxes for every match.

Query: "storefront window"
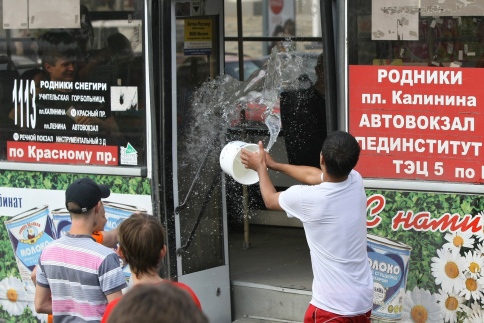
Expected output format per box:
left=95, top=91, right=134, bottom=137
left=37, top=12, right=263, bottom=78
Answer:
left=348, top=1, right=484, bottom=185
left=0, top=1, right=146, bottom=171
left=350, top=1, right=484, bottom=67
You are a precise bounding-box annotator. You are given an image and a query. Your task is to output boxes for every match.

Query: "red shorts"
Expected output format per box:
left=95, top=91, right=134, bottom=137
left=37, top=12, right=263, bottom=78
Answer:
left=304, top=304, right=372, bottom=323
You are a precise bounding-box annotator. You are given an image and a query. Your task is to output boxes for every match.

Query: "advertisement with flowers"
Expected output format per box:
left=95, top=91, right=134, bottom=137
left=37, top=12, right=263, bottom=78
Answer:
left=0, top=170, right=151, bottom=322
left=366, top=189, right=484, bottom=323
left=1, top=170, right=484, bottom=322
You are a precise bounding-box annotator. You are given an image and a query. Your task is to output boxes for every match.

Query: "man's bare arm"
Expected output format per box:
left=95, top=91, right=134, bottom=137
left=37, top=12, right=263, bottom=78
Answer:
left=266, top=153, right=323, bottom=185
left=258, top=164, right=283, bottom=211
left=34, top=285, right=52, bottom=314
left=100, top=228, right=118, bottom=248
left=241, top=142, right=283, bottom=211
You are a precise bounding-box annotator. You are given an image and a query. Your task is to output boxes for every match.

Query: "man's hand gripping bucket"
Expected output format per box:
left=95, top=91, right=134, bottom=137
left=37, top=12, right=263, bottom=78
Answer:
left=219, top=141, right=259, bottom=185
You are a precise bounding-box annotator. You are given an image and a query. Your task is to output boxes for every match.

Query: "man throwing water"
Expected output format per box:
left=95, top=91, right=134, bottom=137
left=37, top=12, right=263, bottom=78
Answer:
left=241, top=131, right=373, bottom=323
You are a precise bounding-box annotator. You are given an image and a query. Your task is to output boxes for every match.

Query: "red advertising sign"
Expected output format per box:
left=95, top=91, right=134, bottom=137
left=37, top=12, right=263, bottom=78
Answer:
left=349, top=65, right=484, bottom=184
left=7, top=141, right=118, bottom=166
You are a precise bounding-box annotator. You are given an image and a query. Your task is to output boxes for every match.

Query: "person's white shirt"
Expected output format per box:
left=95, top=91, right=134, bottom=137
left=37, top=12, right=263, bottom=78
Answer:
left=279, top=169, right=373, bottom=315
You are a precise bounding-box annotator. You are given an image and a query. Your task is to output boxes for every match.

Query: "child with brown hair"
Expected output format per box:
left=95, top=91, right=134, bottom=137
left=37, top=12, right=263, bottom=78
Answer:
left=106, top=283, right=208, bottom=323
left=101, top=212, right=201, bottom=323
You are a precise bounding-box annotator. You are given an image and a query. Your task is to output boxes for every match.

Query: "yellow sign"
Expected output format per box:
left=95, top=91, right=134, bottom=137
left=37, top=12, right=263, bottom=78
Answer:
left=184, top=19, right=212, bottom=55
left=184, top=19, right=212, bottom=41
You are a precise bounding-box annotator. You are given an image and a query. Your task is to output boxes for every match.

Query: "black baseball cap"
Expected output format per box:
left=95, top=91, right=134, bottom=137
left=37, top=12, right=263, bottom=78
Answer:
left=65, top=178, right=110, bottom=213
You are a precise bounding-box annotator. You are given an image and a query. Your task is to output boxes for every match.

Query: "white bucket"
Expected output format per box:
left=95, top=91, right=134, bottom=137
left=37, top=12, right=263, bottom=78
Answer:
left=220, top=141, right=259, bottom=185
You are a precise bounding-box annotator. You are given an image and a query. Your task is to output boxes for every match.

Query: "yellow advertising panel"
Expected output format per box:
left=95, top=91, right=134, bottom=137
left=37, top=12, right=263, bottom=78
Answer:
left=184, top=19, right=212, bottom=55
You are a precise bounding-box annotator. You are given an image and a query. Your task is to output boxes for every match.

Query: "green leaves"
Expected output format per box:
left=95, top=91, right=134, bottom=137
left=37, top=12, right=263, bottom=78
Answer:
left=0, top=306, right=40, bottom=323
left=0, top=170, right=151, bottom=195
left=0, top=216, right=18, bottom=279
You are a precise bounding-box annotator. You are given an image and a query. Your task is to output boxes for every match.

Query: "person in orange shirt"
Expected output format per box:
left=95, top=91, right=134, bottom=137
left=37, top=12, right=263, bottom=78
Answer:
left=101, top=212, right=202, bottom=323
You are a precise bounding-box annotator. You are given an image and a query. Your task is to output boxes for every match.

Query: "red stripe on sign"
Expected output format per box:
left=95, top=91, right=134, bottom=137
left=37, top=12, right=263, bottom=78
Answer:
left=7, top=141, right=118, bottom=166
left=349, top=65, right=484, bottom=184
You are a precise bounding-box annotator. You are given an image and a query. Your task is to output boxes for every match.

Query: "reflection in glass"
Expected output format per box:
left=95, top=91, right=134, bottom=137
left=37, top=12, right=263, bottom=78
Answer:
left=0, top=1, right=146, bottom=167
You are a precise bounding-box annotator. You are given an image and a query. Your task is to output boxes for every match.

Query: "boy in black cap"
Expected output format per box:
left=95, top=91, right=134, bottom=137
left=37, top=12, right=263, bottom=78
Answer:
left=34, top=178, right=127, bottom=323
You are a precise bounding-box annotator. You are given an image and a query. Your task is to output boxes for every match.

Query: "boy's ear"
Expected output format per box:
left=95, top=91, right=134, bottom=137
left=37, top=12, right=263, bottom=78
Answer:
left=116, top=246, right=125, bottom=260
left=94, top=200, right=101, bottom=214
left=159, top=244, right=167, bottom=260
left=320, top=153, right=325, bottom=166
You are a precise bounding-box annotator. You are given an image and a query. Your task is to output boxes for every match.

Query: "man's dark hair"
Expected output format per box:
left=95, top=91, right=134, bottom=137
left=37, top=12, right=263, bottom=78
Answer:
left=38, top=31, right=79, bottom=66
left=321, top=131, right=360, bottom=177
left=107, top=283, right=208, bottom=323
left=118, top=213, right=165, bottom=278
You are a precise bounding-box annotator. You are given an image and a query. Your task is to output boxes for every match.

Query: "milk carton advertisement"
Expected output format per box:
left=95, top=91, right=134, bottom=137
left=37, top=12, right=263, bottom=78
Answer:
left=0, top=174, right=152, bottom=290
left=4, top=206, right=56, bottom=283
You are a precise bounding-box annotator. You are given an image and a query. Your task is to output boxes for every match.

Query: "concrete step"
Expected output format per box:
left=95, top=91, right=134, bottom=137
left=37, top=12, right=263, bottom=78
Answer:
left=231, top=281, right=310, bottom=323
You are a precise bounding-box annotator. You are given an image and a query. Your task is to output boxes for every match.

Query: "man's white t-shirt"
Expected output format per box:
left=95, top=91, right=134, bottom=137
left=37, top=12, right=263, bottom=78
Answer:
left=279, top=169, right=373, bottom=315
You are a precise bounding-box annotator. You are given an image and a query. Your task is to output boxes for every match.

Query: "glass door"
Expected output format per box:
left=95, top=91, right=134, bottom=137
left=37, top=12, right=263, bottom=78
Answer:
left=173, top=12, right=231, bottom=322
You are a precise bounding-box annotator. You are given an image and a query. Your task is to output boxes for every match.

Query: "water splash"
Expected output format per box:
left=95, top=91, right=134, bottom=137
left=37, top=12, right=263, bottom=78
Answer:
left=264, top=113, right=281, bottom=151
left=181, top=49, right=306, bottom=164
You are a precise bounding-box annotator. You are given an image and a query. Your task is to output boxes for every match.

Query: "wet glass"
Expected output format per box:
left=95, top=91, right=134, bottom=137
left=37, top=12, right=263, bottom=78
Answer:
left=173, top=1, right=325, bottom=274
left=0, top=1, right=146, bottom=169
left=220, top=0, right=326, bottom=234
left=175, top=17, right=225, bottom=273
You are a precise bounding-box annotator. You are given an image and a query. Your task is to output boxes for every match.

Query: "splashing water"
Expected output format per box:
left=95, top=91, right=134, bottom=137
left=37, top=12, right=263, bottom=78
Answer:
left=259, top=49, right=305, bottom=150
left=181, top=49, right=306, bottom=165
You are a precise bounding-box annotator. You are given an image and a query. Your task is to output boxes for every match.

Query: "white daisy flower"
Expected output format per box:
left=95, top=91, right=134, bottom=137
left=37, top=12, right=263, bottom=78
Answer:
left=431, top=248, right=466, bottom=293
left=401, top=286, right=442, bottom=323
left=435, top=288, right=470, bottom=323
left=464, top=306, right=484, bottom=323
left=476, top=242, right=484, bottom=257
left=443, top=231, right=475, bottom=254
left=465, top=301, right=484, bottom=316
left=0, top=276, right=27, bottom=316
left=24, top=282, right=48, bottom=323
left=459, top=273, right=484, bottom=301
left=463, top=251, right=484, bottom=279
